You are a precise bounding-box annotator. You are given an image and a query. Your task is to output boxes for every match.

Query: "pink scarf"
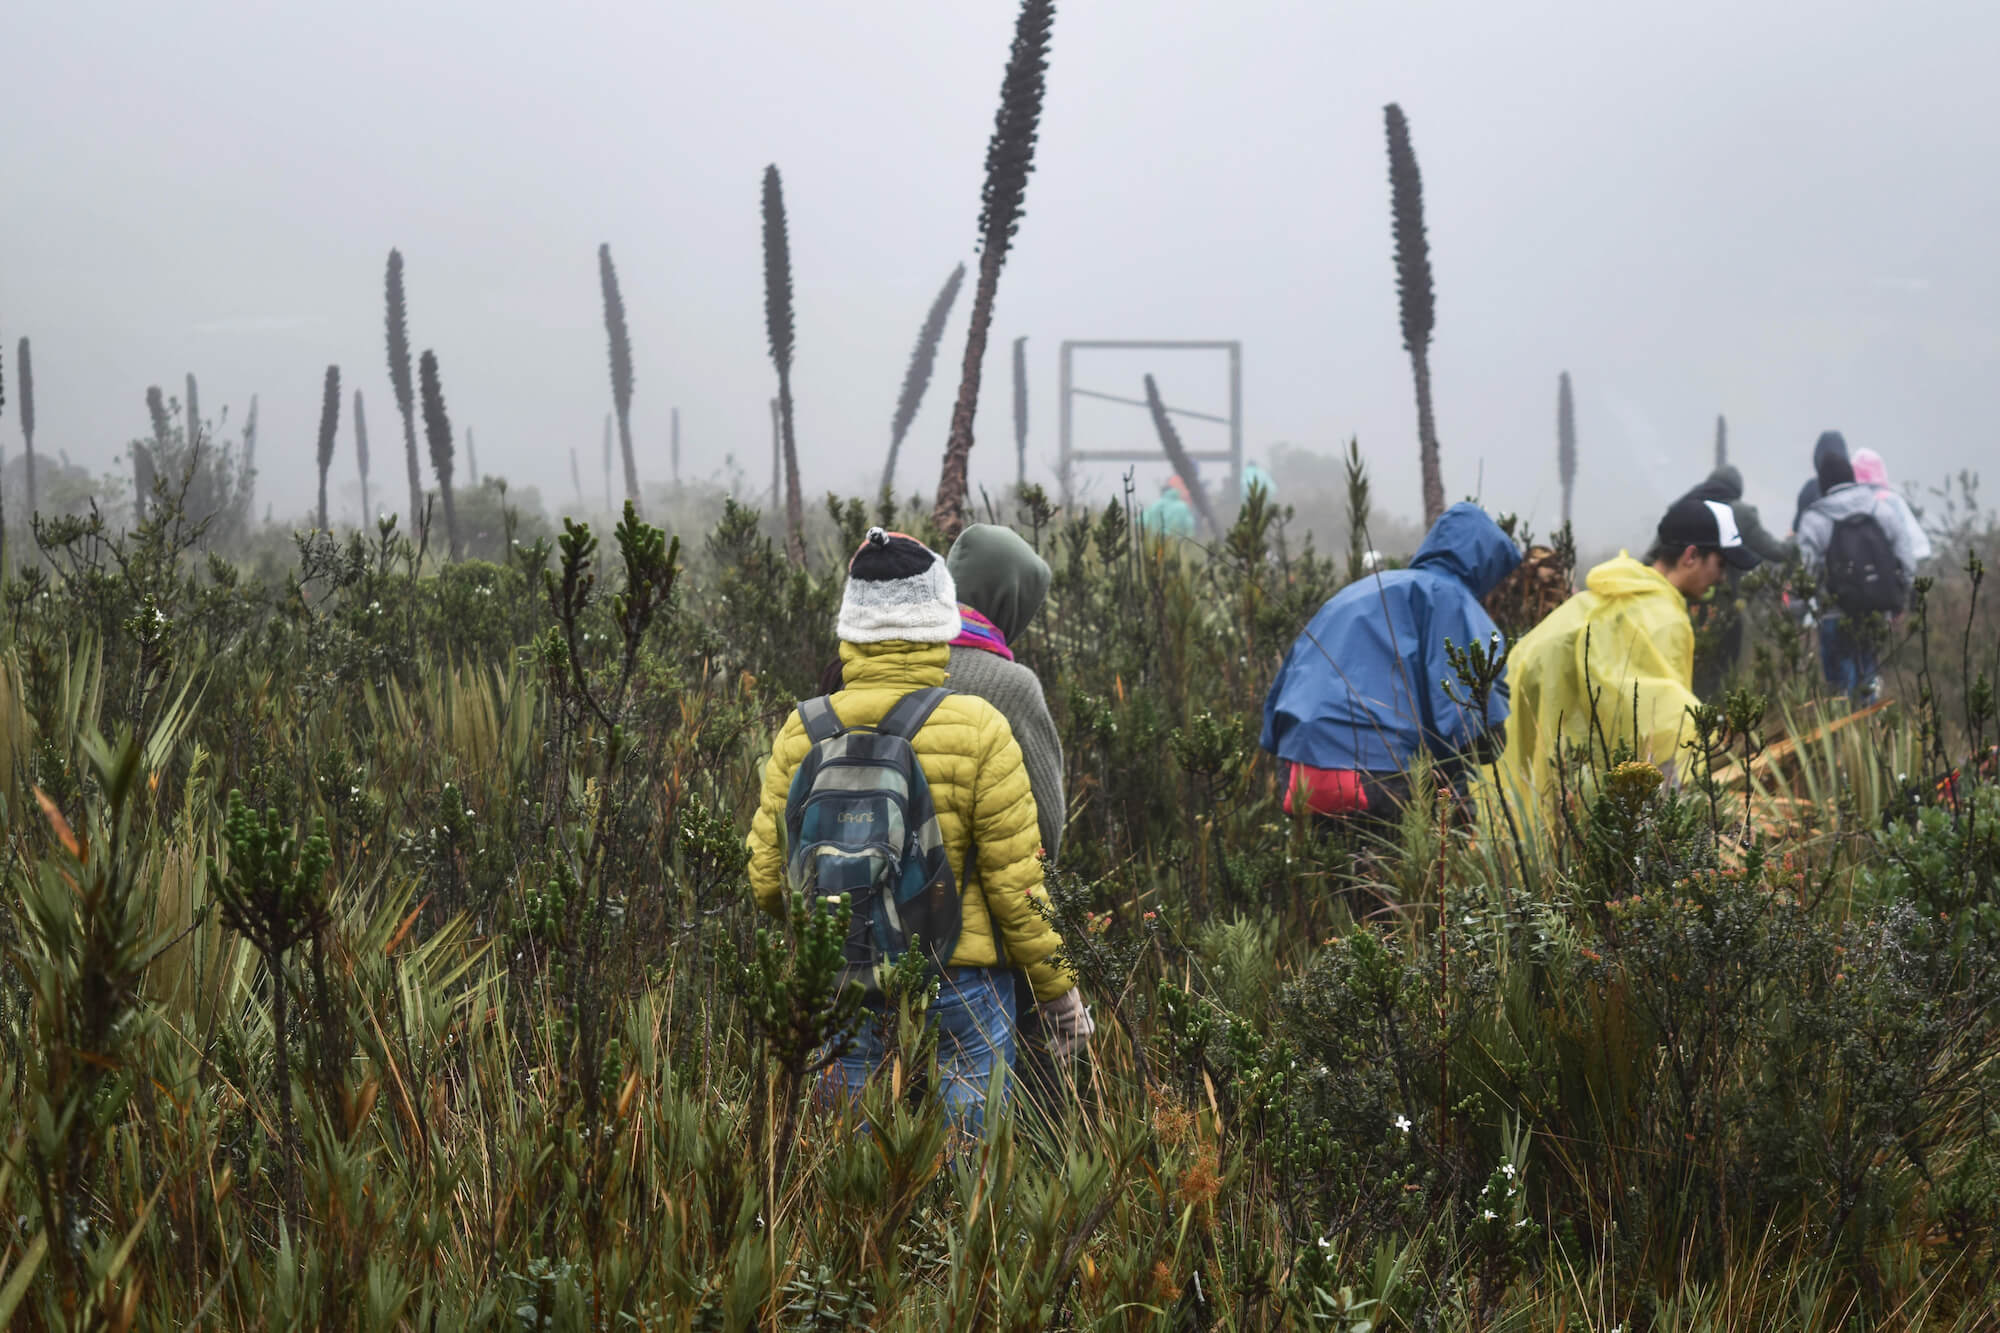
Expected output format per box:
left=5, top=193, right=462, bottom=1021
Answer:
left=950, top=604, right=1013, bottom=661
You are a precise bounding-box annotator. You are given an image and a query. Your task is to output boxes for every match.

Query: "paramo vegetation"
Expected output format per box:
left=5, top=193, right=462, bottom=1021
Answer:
left=0, top=448, right=1998, bottom=1328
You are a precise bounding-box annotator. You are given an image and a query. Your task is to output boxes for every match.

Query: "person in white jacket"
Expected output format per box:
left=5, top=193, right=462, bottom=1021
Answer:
left=1795, top=437, right=1930, bottom=700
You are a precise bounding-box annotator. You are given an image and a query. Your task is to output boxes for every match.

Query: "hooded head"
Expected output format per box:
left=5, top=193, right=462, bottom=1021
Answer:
left=836, top=528, right=960, bottom=643
left=1814, top=431, right=1854, bottom=493
left=1409, top=502, right=1523, bottom=598
left=1852, top=448, right=1888, bottom=487
left=1698, top=464, right=1744, bottom=502
left=946, top=523, right=1052, bottom=643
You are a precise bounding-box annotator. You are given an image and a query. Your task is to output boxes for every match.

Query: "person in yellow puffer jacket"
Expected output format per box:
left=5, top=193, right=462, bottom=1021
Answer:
left=747, top=528, right=1085, bottom=1128
left=1493, top=495, right=1761, bottom=830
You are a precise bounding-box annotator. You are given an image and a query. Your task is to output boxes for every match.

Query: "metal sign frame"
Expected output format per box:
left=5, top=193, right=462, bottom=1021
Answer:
left=1057, top=339, right=1242, bottom=505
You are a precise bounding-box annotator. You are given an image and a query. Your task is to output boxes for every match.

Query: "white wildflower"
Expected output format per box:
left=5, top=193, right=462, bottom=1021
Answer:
left=1481, top=1209, right=1496, bottom=1222
left=1394, top=1114, right=1412, bottom=1133
left=1501, top=1163, right=1516, bottom=1178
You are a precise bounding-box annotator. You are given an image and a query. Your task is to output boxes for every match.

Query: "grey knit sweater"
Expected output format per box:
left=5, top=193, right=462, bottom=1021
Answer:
left=948, top=645, right=1066, bottom=862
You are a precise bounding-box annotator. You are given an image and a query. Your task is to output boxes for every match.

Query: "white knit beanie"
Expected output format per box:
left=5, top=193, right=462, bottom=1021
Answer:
left=836, top=527, right=961, bottom=643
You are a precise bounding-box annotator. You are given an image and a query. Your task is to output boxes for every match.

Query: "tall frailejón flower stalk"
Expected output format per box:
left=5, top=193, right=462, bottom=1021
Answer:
left=465, top=428, right=480, bottom=486
left=768, top=396, right=780, bottom=511
left=17, top=336, right=35, bottom=514
left=146, top=385, right=171, bottom=447
left=315, top=365, right=341, bottom=531
left=1384, top=102, right=1444, bottom=527
left=670, top=407, right=680, bottom=485
left=599, top=243, right=640, bottom=514
left=353, top=389, right=372, bottom=521
left=761, top=165, right=805, bottom=565
left=419, top=349, right=459, bottom=559
left=140, top=384, right=171, bottom=523
left=185, top=373, right=202, bottom=451
left=571, top=446, right=583, bottom=507
left=1557, top=370, right=1576, bottom=526
left=601, top=413, right=612, bottom=512
left=386, top=249, right=423, bottom=536
left=933, top=0, right=1056, bottom=537
left=1012, top=335, right=1029, bottom=490
left=1715, top=414, right=1728, bottom=469
left=1142, top=373, right=1220, bottom=539
left=882, top=261, right=965, bottom=498
left=242, top=393, right=259, bottom=514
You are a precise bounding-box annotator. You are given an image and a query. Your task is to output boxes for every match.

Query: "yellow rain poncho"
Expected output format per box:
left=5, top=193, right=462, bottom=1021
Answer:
left=1492, top=555, right=1703, bottom=822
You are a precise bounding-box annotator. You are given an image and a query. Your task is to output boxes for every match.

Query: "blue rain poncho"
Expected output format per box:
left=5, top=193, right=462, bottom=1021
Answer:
left=1261, top=503, right=1521, bottom=775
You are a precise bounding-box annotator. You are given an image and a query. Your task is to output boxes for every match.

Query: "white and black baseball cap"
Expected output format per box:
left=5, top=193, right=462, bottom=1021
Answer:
left=1657, top=495, right=1761, bottom=571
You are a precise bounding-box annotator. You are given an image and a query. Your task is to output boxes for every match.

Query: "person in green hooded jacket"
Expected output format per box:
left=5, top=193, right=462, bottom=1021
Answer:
left=945, top=524, right=1066, bottom=861
left=945, top=522, right=1092, bottom=1090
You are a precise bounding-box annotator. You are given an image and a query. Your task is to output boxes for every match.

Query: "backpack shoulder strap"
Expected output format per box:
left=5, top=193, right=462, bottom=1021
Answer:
left=796, top=695, right=845, bottom=745
left=877, top=687, right=951, bottom=742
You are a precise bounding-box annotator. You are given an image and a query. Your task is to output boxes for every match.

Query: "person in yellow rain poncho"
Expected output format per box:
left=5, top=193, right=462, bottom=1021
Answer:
left=1492, top=495, right=1762, bottom=830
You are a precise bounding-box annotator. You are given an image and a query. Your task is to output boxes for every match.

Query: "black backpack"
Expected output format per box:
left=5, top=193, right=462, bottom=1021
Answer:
left=1822, top=510, right=1906, bottom=616
left=782, top=687, right=961, bottom=1002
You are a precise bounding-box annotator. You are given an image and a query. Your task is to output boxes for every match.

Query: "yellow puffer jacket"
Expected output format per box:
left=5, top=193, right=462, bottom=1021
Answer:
left=746, top=639, right=1076, bottom=1001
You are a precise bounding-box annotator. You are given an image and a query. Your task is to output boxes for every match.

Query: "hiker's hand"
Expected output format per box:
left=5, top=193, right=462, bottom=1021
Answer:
left=1036, top=988, right=1095, bottom=1062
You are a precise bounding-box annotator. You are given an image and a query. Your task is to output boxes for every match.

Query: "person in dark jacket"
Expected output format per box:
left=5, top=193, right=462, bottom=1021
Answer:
left=1791, top=430, right=1850, bottom=535
left=1261, top=503, right=1521, bottom=831
left=1686, top=465, right=1792, bottom=697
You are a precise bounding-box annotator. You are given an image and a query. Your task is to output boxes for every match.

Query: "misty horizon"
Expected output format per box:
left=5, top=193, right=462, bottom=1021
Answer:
left=3, top=0, right=1993, bottom=551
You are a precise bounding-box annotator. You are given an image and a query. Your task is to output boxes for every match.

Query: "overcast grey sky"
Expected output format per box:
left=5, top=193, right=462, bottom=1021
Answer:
left=3, top=0, right=1994, bottom=547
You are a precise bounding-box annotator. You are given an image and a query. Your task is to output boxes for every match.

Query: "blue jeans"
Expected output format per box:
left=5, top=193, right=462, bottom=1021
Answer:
left=1818, top=616, right=1879, bottom=698
left=826, top=966, right=1016, bottom=1133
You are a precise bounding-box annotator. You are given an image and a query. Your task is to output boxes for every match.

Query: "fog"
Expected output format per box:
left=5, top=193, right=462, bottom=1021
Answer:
left=3, top=0, right=1995, bottom=548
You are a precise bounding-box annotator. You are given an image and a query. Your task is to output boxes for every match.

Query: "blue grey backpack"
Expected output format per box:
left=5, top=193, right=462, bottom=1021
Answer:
left=783, top=687, right=961, bottom=1000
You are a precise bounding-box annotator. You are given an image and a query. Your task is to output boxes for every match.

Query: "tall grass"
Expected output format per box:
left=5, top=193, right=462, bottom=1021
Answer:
left=0, top=478, right=1996, bottom=1327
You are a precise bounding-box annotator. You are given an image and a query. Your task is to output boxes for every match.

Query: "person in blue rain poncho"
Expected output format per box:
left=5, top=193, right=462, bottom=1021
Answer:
left=1261, top=502, right=1522, bottom=829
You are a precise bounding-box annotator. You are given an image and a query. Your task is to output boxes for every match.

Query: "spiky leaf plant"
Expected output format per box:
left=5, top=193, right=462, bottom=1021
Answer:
left=315, top=365, right=340, bottom=531
left=386, top=249, right=423, bottom=534
left=933, top=0, right=1056, bottom=537
left=1345, top=436, right=1373, bottom=581
left=185, top=372, right=201, bottom=450
left=1558, top=370, right=1576, bottom=526
left=1385, top=102, right=1444, bottom=527
left=353, top=389, right=371, bottom=521
left=1142, top=373, right=1220, bottom=539
left=761, top=165, right=805, bottom=564
left=419, top=349, right=459, bottom=559
left=883, top=261, right=966, bottom=497
left=1715, top=413, right=1729, bottom=469
left=599, top=243, right=640, bottom=512
left=17, top=336, right=35, bottom=513
left=1012, top=335, right=1029, bottom=489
